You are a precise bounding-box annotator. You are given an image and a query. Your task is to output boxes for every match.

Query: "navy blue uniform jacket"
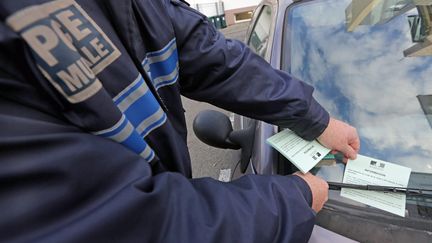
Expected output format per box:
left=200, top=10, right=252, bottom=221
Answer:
left=0, top=0, right=329, bottom=242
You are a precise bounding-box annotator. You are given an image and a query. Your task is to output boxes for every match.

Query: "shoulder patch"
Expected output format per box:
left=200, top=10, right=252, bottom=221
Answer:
left=6, top=0, right=121, bottom=103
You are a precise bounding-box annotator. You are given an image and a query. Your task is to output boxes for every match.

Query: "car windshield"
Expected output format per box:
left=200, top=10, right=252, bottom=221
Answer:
left=284, top=0, right=432, bottom=217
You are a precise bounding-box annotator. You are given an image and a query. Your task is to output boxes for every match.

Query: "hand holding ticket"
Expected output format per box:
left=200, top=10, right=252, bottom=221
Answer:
left=266, top=129, right=331, bottom=173
left=267, top=130, right=413, bottom=217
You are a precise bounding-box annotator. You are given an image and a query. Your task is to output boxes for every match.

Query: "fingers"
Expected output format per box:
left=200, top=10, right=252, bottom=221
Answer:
left=348, top=126, right=360, bottom=151
left=350, top=135, right=361, bottom=153
left=342, top=157, right=349, bottom=164
left=342, top=144, right=357, bottom=160
left=352, top=136, right=360, bottom=149
left=340, top=139, right=358, bottom=163
left=293, top=172, right=329, bottom=213
left=343, top=127, right=360, bottom=161
left=318, top=117, right=360, bottom=163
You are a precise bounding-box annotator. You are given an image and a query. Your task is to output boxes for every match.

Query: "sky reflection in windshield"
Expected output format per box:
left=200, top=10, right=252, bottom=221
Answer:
left=286, top=0, right=432, bottom=173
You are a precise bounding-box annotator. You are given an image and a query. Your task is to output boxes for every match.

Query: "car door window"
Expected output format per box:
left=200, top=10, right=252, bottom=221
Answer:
left=248, top=5, right=272, bottom=58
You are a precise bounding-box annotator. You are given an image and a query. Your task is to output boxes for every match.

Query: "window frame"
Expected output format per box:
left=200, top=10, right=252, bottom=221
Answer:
left=247, top=3, right=276, bottom=61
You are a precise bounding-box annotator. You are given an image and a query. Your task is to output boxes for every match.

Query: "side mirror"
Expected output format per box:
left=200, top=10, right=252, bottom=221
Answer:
left=193, top=110, right=240, bottom=149
left=193, top=110, right=256, bottom=173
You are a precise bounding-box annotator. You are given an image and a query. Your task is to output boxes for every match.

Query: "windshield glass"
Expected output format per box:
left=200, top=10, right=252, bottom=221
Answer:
left=284, top=0, right=432, bottom=217
left=285, top=0, right=432, bottom=173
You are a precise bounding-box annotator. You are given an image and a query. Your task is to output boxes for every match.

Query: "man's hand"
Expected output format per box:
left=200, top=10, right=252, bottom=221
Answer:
left=317, top=117, right=360, bottom=163
left=294, top=172, right=328, bottom=213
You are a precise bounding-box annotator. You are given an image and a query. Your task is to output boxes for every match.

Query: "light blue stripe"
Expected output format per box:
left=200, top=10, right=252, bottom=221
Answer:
left=155, top=71, right=179, bottom=90
left=136, top=107, right=164, bottom=134
left=147, top=51, right=178, bottom=81
left=114, top=76, right=144, bottom=105
left=140, top=143, right=155, bottom=162
left=147, top=43, right=177, bottom=64
left=116, top=79, right=149, bottom=113
left=141, top=39, right=176, bottom=67
left=120, top=130, right=147, bottom=154
left=146, top=38, right=176, bottom=58
left=98, top=116, right=128, bottom=138
left=140, top=38, right=179, bottom=90
left=140, top=113, right=167, bottom=137
left=144, top=150, right=155, bottom=162
left=124, top=91, right=160, bottom=127
left=108, top=121, right=134, bottom=143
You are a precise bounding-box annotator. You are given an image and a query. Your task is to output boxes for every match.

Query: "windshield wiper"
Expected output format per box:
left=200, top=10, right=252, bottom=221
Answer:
left=328, top=182, right=432, bottom=198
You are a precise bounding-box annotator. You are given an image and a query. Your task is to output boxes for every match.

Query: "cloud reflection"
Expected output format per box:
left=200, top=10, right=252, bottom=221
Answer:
left=289, top=0, right=432, bottom=172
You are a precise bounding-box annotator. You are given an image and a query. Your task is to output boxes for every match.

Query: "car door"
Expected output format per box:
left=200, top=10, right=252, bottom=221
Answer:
left=241, top=1, right=286, bottom=175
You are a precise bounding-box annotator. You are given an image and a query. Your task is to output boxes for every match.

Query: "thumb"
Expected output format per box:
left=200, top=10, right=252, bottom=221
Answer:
left=340, top=144, right=357, bottom=160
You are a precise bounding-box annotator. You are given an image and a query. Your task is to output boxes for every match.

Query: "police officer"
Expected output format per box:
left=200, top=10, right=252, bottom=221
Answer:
left=0, top=0, right=359, bottom=242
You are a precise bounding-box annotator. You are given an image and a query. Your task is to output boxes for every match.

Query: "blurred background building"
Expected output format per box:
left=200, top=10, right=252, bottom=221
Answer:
left=345, top=0, right=432, bottom=57
left=345, top=0, right=414, bottom=32
left=187, top=0, right=260, bottom=28
left=404, top=1, right=432, bottom=57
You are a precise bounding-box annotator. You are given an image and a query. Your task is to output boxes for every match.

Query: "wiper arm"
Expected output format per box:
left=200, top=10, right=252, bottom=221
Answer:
left=328, top=182, right=432, bottom=198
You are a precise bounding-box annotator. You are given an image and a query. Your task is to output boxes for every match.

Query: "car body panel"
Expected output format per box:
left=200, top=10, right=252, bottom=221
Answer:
left=240, top=0, right=432, bottom=242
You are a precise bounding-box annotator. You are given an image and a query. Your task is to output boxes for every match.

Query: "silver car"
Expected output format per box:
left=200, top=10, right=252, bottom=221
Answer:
left=193, top=0, right=432, bottom=242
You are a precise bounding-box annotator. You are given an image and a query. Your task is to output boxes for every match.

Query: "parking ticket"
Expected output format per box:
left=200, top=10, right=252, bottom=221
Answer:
left=266, top=129, right=331, bottom=173
left=341, top=155, right=411, bottom=217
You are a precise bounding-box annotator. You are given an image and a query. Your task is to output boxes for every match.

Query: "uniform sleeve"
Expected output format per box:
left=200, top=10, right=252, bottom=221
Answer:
left=0, top=97, right=315, bottom=243
left=165, top=0, right=329, bottom=140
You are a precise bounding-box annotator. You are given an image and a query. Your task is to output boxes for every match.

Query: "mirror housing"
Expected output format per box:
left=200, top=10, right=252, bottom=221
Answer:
left=193, top=110, right=256, bottom=173
left=193, top=110, right=240, bottom=149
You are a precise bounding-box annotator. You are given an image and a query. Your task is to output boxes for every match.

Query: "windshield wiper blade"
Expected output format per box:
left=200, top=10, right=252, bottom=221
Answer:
left=328, top=182, right=432, bottom=198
